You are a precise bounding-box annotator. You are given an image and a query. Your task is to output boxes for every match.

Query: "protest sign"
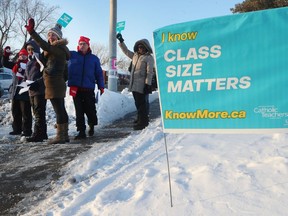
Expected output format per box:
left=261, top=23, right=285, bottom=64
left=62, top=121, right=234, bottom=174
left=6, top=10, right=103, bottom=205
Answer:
left=153, top=7, right=288, bottom=133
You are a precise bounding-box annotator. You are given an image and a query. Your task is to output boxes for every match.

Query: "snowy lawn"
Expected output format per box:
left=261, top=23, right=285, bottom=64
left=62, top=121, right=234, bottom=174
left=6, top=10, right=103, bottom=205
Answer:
left=1, top=89, right=287, bottom=216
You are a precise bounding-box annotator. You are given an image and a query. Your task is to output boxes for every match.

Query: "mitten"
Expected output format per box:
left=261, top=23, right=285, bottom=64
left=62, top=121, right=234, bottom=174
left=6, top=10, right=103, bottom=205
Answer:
left=25, top=18, right=35, bottom=33
left=3, top=46, right=11, bottom=57
left=28, top=81, right=40, bottom=91
left=100, top=88, right=104, bottom=95
left=116, top=33, right=124, bottom=43
left=144, top=84, right=152, bottom=94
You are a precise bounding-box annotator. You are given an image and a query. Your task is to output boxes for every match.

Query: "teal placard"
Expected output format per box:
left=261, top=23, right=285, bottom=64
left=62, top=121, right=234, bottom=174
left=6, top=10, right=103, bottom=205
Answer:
left=116, top=21, right=126, bottom=33
left=57, top=13, right=73, bottom=28
left=153, top=7, right=288, bottom=133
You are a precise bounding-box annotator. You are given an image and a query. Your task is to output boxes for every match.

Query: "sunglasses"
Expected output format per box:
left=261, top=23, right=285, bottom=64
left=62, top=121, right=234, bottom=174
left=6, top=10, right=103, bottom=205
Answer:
left=138, top=45, right=145, bottom=49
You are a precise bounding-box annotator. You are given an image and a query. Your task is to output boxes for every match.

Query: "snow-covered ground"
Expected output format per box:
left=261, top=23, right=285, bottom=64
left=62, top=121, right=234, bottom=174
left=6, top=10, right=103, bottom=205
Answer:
left=1, top=89, right=288, bottom=216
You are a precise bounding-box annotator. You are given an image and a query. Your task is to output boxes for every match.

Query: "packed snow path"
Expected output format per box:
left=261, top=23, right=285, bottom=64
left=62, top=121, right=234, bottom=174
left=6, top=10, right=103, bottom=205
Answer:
left=0, top=99, right=161, bottom=215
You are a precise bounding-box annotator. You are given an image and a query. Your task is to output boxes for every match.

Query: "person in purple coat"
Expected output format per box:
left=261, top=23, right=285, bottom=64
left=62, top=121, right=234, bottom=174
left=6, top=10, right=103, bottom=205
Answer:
left=68, top=36, right=105, bottom=139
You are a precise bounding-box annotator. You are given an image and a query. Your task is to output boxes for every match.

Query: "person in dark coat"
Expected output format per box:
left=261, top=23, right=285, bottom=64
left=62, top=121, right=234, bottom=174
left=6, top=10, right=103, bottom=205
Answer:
left=2, top=47, right=32, bottom=137
left=68, top=36, right=105, bottom=139
left=24, top=39, right=48, bottom=142
left=116, top=33, right=154, bottom=130
left=25, top=18, right=70, bottom=144
left=2, top=48, right=32, bottom=136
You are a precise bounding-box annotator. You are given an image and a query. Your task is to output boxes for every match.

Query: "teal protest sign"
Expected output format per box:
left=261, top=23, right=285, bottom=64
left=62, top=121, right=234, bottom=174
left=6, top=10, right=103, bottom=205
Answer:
left=57, top=13, right=73, bottom=28
left=116, top=21, right=126, bottom=33
left=153, top=7, right=288, bottom=133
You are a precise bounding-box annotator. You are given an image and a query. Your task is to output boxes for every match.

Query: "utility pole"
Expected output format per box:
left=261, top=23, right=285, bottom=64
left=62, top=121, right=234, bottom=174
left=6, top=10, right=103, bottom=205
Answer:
left=108, top=0, right=118, bottom=92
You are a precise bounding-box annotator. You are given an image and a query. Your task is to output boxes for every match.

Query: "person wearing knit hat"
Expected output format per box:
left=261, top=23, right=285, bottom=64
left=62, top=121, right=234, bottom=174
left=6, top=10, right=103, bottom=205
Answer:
left=25, top=18, right=70, bottom=144
left=26, top=38, right=41, bottom=54
left=78, top=36, right=90, bottom=47
left=18, top=49, right=28, bottom=57
left=1, top=46, right=32, bottom=136
left=48, top=24, right=63, bottom=40
left=68, top=36, right=105, bottom=139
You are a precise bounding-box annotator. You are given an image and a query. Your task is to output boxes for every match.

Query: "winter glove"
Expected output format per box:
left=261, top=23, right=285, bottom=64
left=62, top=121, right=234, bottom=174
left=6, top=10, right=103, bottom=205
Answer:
left=25, top=18, right=35, bottom=33
left=144, top=84, right=152, bottom=94
left=100, top=88, right=104, bottom=95
left=116, top=33, right=124, bottom=43
left=3, top=46, right=11, bottom=57
left=28, top=80, right=40, bottom=91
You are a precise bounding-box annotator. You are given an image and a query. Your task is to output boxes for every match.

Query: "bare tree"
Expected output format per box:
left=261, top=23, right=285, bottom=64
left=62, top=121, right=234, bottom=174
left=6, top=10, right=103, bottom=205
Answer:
left=91, top=43, right=110, bottom=66
left=90, top=42, right=130, bottom=71
left=17, top=0, right=59, bottom=47
left=0, top=0, right=58, bottom=57
left=0, top=0, right=18, bottom=54
left=116, top=55, right=130, bottom=71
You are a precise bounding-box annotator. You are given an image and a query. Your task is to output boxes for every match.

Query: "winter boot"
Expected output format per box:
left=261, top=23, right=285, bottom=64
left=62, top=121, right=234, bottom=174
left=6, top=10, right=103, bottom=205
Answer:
left=21, top=130, right=32, bottom=137
left=63, top=123, right=70, bottom=142
left=26, top=126, right=44, bottom=142
left=74, top=130, right=86, bottom=140
left=88, top=124, right=94, bottom=136
left=26, top=134, right=43, bottom=142
left=133, top=115, right=139, bottom=124
left=48, top=124, right=66, bottom=144
left=133, top=123, right=148, bottom=130
left=133, top=115, right=149, bottom=130
left=42, top=124, right=48, bottom=140
left=9, top=131, right=21, bottom=135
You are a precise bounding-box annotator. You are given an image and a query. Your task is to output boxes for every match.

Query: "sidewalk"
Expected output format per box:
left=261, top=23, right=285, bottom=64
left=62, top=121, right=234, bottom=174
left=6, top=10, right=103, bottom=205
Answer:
left=0, top=99, right=160, bottom=215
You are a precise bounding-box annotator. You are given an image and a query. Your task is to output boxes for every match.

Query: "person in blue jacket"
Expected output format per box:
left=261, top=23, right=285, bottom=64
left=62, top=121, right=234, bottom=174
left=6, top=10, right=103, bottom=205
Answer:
left=68, top=36, right=105, bottom=139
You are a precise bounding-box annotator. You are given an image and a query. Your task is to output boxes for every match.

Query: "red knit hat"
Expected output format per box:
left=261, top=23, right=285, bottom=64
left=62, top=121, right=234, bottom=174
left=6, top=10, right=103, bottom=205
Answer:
left=78, top=36, right=90, bottom=46
left=19, top=49, right=28, bottom=56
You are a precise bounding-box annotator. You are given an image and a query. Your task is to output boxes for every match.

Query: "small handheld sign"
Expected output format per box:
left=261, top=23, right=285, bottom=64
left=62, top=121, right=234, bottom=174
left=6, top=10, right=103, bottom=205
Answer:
left=116, top=21, right=125, bottom=33
left=57, top=13, right=73, bottom=28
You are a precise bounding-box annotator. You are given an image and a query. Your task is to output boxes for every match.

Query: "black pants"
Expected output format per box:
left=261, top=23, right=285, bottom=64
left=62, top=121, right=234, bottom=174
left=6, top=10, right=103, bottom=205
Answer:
left=73, top=90, right=97, bottom=131
left=11, top=99, right=32, bottom=134
left=145, top=94, right=150, bottom=115
left=50, top=98, right=68, bottom=124
left=30, top=94, right=47, bottom=128
left=132, top=91, right=149, bottom=125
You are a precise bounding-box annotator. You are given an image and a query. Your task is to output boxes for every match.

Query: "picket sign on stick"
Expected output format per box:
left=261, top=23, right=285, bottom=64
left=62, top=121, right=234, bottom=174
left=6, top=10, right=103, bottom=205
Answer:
left=153, top=7, right=288, bottom=207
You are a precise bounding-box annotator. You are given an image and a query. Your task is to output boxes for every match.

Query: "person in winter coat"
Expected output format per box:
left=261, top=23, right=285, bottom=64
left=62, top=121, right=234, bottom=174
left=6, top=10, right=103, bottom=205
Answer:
left=2, top=48, right=32, bottom=136
left=24, top=39, right=48, bottom=142
left=116, top=33, right=154, bottom=130
left=25, top=18, right=70, bottom=144
left=68, top=36, right=105, bottom=139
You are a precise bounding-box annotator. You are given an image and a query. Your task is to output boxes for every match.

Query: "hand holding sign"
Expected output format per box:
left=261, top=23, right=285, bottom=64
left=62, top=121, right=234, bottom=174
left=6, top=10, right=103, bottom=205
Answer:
left=116, top=33, right=124, bottom=43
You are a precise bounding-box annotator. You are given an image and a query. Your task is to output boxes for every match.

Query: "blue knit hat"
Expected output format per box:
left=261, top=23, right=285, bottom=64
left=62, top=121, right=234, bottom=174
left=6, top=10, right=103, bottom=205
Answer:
left=26, top=38, right=40, bottom=54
